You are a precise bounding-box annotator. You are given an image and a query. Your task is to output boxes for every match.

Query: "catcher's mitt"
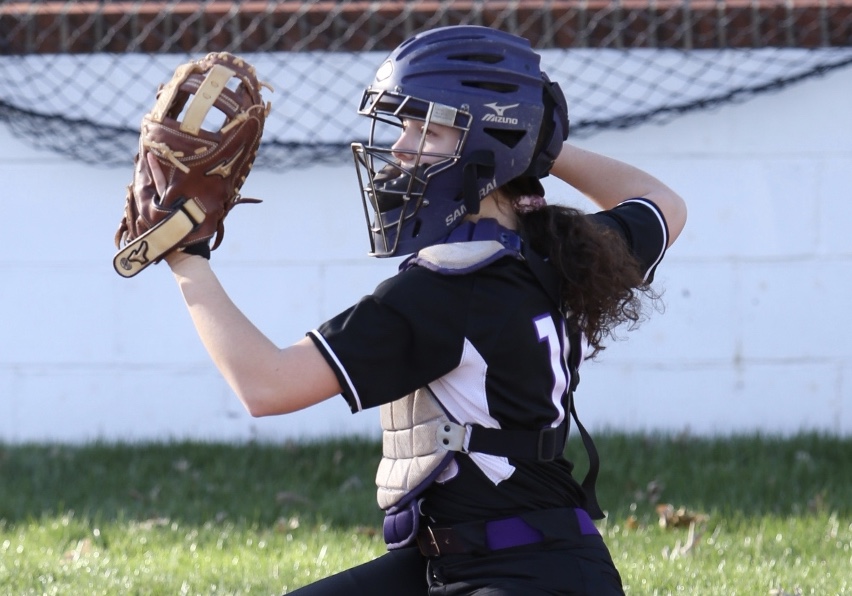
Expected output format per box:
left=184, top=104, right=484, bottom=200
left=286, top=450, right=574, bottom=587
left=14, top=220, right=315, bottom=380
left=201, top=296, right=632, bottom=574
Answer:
left=113, top=52, right=272, bottom=278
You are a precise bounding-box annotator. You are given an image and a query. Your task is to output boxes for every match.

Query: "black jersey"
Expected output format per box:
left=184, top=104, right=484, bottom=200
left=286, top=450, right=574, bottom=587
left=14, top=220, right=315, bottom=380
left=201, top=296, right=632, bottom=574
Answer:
left=308, top=198, right=669, bottom=524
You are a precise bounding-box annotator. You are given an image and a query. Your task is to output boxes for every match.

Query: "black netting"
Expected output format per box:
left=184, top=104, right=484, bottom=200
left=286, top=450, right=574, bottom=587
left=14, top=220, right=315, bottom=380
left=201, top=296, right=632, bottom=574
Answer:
left=1, top=1, right=851, bottom=169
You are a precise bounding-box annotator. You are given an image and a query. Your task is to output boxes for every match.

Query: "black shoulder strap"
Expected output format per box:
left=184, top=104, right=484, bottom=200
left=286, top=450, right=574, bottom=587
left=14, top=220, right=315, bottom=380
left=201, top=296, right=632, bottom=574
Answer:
left=520, top=240, right=562, bottom=307
left=525, top=243, right=604, bottom=518
left=565, top=325, right=605, bottom=520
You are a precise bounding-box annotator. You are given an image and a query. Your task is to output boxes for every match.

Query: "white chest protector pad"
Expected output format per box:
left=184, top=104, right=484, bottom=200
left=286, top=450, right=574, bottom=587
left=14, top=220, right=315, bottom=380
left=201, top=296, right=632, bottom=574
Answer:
left=375, top=385, right=465, bottom=511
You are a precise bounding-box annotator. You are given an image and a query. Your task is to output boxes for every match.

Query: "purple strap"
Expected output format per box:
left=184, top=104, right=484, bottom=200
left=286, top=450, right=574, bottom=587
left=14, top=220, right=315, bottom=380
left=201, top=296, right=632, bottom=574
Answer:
left=574, top=507, right=600, bottom=536
left=484, top=508, right=599, bottom=551
left=484, top=517, right=544, bottom=550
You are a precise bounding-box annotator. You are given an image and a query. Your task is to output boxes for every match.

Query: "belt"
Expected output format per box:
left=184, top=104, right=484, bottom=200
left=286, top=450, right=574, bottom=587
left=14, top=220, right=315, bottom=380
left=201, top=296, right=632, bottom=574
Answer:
left=415, top=508, right=599, bottom=557
left=416, top=516, right=542, bottom=557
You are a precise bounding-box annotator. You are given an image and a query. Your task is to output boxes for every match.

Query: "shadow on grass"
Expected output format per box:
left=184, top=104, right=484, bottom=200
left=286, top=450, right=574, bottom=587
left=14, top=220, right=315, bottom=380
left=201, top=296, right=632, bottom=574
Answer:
left=0, top=433, right=849, bottom=529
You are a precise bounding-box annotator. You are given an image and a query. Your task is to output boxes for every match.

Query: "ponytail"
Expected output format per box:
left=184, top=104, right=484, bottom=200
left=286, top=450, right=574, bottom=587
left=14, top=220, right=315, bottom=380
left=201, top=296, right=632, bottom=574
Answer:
left=506, top=180, right=658, bottom=356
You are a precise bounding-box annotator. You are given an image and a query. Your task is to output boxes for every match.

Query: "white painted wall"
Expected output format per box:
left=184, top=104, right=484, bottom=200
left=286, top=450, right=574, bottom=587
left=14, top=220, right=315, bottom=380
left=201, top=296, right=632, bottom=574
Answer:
left=1, top=64, right=850, bottom=443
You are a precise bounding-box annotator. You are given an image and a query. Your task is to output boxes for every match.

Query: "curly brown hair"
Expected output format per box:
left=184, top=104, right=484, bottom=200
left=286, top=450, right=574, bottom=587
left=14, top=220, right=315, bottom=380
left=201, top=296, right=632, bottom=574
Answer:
left=506, top=182, right=661, bottom=357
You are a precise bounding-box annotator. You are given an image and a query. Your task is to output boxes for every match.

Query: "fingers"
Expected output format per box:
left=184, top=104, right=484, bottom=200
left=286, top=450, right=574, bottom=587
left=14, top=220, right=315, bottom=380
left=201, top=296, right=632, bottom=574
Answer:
left=147, top=152, right=168, bottom=196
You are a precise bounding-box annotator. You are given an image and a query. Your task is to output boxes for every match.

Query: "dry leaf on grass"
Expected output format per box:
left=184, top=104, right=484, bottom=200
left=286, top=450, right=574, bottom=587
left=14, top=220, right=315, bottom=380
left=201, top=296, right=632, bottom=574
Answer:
left=656, top=503, right=709, bottom=529
left=275, top=516, right=301, bottom=532
left=657, top=503, right=710, bottom=560
left=661, top=520, right=702, bottom=560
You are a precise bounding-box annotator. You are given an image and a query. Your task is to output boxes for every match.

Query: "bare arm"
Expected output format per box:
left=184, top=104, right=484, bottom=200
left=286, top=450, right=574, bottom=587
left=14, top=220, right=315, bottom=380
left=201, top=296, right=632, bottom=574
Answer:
left=550, top=143, right=687, bottom=246
left=164, top=252, right=342, bottom=417
left=141, top=139, right=342, bottom=418
left=144, top=151, right=341, bottom=417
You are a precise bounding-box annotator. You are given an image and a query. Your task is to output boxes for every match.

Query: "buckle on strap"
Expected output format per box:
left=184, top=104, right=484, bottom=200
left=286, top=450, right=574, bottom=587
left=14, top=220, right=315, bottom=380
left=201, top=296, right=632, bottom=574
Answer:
left=436, top=421, right=466, bottom=452
left=536, top=426, right=562, bottom=462
left=416, top=526, right=466, bottom=557
left=417, top=526, right=441, bottom=557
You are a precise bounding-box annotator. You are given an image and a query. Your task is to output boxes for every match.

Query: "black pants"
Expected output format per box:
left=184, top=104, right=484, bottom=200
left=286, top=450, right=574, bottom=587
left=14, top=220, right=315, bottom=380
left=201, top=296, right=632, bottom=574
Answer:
left=285, top=535, right=624, bottom=595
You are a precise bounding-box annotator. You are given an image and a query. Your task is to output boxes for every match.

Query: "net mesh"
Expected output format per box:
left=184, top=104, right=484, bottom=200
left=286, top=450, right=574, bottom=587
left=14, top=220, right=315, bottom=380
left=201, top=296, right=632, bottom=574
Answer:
left=1, top=0, right=851, bottom=170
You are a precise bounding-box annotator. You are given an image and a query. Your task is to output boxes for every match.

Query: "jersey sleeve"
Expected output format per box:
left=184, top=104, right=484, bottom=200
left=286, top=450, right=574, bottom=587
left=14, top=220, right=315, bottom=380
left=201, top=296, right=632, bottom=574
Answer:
left=588, top=197, right=669, bottom=282
left=308, top=268, right=469, bottom=413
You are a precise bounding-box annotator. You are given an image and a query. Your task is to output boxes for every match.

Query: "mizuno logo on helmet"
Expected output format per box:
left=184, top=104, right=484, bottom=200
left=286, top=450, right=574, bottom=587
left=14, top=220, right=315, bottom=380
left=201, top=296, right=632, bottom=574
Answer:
left=484, top=102, right=519, bottom=117
left=482, top=102, right=519, bottom=124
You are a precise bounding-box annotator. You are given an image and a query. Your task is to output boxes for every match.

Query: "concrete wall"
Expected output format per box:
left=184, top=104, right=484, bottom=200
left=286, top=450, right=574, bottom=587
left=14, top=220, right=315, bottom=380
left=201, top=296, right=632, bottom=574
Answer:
left=1, top=64, right=850, bottom=443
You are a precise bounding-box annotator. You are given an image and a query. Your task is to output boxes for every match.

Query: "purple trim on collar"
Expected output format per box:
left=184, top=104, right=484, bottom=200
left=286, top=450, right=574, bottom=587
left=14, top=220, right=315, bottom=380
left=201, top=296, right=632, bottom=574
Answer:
left=400, top=218, right=523, bottom=274
left=446, top=218, right=522, bottom=250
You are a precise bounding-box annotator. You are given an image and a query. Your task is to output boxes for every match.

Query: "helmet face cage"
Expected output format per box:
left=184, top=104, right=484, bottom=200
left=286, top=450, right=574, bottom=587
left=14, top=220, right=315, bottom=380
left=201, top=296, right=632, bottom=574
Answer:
left=352, top=90, right=471, bottom=256
left=351, top=25, right=569, bottom=257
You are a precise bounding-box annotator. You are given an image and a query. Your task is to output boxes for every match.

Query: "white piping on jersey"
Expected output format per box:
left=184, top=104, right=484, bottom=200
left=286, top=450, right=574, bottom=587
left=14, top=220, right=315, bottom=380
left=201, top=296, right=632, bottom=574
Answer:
left=429, top=337, right=515, bottom=486
left=308, top=329, right=363, bottom=412
left=620, top=198, right=668, bottom=282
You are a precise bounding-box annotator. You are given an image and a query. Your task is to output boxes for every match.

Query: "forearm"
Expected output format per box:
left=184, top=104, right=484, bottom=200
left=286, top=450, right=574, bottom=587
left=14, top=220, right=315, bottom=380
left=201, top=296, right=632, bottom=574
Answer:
left=165, top=252, right=340, bottom=416
left=550, top=143, right=687, bottom=245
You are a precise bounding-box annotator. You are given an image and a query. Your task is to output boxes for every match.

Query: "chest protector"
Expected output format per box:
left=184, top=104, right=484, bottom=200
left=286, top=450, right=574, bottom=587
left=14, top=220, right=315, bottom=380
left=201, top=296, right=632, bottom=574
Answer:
left=376, top=386, right=465, bottom=512
left=376, top=220, right=603, bottom=550
left=377, top=386, right=466, bottom=549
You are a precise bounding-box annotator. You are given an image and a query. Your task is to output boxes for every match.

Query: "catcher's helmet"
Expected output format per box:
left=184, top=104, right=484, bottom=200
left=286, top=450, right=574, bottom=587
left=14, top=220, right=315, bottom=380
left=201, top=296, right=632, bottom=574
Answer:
left=351, top=25, right=569, bottom=257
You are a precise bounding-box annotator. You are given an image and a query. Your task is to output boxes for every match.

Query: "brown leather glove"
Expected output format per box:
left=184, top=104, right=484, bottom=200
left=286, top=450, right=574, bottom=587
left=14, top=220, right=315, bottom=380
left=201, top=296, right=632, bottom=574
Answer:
left=113, top=52, right=272, bottom=277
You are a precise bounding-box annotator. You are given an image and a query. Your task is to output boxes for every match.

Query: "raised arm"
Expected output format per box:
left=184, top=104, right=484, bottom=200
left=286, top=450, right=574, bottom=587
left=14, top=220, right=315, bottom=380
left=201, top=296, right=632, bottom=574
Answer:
left=549, top=143, right=687, bottom=246
left=131, top=131, right=343, bottom=419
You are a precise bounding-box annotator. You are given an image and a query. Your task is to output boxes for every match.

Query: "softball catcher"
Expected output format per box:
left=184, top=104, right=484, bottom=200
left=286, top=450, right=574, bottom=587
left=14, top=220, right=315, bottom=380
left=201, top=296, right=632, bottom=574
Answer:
left=124, top=26, right=687, bottom=595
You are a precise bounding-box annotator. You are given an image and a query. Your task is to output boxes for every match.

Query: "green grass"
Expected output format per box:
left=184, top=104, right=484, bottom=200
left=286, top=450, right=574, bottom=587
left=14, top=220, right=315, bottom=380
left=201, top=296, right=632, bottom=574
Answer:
left=0, top=433, right=850, bottom=595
